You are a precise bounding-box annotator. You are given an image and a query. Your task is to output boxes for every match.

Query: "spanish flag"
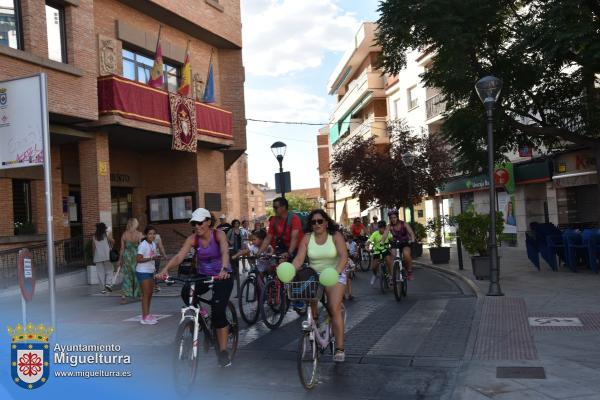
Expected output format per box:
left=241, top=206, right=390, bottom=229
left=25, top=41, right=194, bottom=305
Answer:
left=178, top=42, right=191, bottom=96
left=147, top=27, right=164, bottom=88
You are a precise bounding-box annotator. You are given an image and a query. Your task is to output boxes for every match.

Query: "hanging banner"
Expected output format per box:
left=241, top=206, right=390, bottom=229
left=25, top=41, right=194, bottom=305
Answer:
left=168, top=93, right=197, bottom=153
left=0, top=75, right=45, bottom=169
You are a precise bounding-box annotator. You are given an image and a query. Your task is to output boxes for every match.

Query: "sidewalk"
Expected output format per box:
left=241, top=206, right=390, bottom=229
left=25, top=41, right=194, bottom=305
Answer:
left=417, top=246, right=600, bottom=400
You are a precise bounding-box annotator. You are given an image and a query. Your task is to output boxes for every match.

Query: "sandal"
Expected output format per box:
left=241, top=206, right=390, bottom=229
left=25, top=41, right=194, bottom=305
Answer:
left=333, top=348, right=345, bottom=363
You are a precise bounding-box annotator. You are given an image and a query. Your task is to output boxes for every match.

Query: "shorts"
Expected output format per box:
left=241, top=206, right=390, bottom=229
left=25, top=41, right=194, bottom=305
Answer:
left=391, top=241, right=411, bottom=250
left=373, top=250, right=391, bottom=259
left=136, top=272, right=154, bottom=282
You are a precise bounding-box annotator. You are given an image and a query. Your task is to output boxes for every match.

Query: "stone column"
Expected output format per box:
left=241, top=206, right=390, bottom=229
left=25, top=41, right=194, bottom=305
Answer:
left=78, top=133, right=112, bottom=235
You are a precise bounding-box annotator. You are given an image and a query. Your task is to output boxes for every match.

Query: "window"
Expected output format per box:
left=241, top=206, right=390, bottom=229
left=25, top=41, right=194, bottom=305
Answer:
left=393, top=98, right=401, bottom=119
left=417, top=210, right=424, bottom=218
left=45, top=2, right=66, bottom=63
left=407, top=86, right=419, bottom=110
left=204, top=193, right=222, bottom=212
left=122, top=48, right=180, bottom=92
left=147, top=192, right=196, bottom=223
left=12, top=179, right=31, bottom=223
left=0, top=0, right=21, bottom=49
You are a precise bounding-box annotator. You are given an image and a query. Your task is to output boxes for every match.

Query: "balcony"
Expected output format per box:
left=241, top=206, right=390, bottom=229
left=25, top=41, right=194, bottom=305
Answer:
left=425, top=93, right=447, bottom=122
left=336, top=117, right=389, bottom=146
left=97, top=75, right=233, bottom=140
left=330, top=71, right=385, bottom=122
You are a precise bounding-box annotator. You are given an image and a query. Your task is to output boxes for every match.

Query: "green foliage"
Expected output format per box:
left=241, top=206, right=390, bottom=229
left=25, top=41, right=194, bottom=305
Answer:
left=426, top=216, right=447, bottom=248
left=410, top=221, right=427, bottom=242
left=331, top=119, right=453, bottom=208
left=454, top=210, right=505, bottom=256
left=376, top=0, right=600, bottom=174
left=286, top=194, right=318, bottom=212
left=13, top=221, right=35, bottom=235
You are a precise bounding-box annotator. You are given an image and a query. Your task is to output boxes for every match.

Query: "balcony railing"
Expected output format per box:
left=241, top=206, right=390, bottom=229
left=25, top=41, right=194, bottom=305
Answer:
left=426, top=93, right=447, bottom=120
left=98, top=75, right=233, bottom=140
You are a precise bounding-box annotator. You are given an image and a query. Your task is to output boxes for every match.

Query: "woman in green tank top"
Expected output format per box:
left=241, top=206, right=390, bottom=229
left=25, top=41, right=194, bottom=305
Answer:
left=292, top=209, right=349, bottom=362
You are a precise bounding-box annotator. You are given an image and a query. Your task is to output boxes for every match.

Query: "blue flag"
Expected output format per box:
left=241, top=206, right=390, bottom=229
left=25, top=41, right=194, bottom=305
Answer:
left=203, top=63, right=215, bottom=103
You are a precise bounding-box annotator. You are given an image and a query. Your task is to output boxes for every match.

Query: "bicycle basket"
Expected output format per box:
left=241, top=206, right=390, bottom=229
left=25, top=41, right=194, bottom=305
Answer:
left=285, top=277, right=323, bottom=301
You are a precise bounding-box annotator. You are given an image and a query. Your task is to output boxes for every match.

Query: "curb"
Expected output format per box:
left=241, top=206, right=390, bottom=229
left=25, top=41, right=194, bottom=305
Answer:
left=414, top=260, right=483, bottom=299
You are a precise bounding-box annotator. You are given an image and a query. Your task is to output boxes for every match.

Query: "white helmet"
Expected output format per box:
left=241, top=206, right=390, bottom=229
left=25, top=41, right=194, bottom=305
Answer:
left=190, top=208, right=212, bottom=224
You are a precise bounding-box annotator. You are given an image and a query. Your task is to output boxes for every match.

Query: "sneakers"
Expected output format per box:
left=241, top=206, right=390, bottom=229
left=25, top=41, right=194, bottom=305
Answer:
left=369, top=275, right=376, bottom=286
left=100, top=289, right=107, bottom=294
left=218, top=350, right=231, bottom=367
left=105, top=284, right=113, bottom=293
left=140, top=315, right=158, bottom=325
left=333, top=349, right=345, bottom=363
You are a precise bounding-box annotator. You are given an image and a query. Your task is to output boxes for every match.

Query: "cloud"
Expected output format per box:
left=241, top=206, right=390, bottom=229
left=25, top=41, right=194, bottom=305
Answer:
left=245, top=86, right=331, bottom=124
left=241, top=0, right=359, bottom=77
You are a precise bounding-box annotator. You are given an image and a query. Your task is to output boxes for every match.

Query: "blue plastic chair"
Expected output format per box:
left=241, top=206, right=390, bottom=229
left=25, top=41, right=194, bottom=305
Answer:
left=582, top=230, right=600, bottom=273
left=526, top=232, right=540, bottom=270
left=563, top=231, right=583, bottom=272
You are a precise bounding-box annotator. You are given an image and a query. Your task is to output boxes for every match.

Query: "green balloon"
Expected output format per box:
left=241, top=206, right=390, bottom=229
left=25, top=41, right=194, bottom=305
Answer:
left=277, top=262, right=296, bottom=283
left=319, top=267, right=339, bottom=287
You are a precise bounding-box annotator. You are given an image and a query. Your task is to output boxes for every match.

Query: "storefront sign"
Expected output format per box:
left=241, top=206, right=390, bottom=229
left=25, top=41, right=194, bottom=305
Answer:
left=553, top=150, right=598, bottom=188
left=98, top=160, right=108, bottom=176
left=439, top=163, right=515, bottom=195
left=0, top=76, right=44, bottom=169
left=110, top=173, right=130, bottom=184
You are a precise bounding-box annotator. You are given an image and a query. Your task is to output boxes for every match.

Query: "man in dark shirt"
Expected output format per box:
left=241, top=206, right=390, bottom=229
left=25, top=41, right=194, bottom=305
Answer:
left=217, top=214, right=232, bottom=234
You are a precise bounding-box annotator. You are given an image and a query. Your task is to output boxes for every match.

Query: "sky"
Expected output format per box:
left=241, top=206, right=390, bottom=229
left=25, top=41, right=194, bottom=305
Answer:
left=241, top=0, right=381, bottom=190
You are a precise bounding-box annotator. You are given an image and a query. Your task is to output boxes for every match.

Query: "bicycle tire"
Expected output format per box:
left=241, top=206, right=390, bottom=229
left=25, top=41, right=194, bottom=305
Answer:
left=360, top=250, right=371, bottom=272
left=392, top=260, right=402, bottom=301
left=379, top=262, right=387, bottom=294
left=297, top=332, right=319, bottom=390
left=401, top=268, right=408, bottom=297
left=172, top=318, right=198, bottom=394
left=213, top=301, right=239, bottom=360
left=238, top=277, right=260, bottom=325
left=260, top=279, right=287, bottom=329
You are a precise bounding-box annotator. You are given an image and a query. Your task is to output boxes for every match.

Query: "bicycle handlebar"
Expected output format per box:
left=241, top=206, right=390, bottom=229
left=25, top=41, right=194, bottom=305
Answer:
left=162, top=275, right=215, bottom=285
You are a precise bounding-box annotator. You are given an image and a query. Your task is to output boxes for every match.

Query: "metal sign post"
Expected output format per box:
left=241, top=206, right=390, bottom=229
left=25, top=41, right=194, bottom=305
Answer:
left=0, top=73, right=54, bottom=329
left=39, top=73, right=56, bottom=329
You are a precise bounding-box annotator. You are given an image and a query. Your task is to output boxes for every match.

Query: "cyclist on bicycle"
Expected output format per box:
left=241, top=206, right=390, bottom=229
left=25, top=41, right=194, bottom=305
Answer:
left=381, top=209, right=415, bottom=280
left=158, top=208, right=234, bottom=367
left=232, top=230, right=273, bottom=277
left=292, top=209, right=349, bottom=362
left=259, top=197, right=303, bottom=260
left=367, top=220, right=393, bottom=286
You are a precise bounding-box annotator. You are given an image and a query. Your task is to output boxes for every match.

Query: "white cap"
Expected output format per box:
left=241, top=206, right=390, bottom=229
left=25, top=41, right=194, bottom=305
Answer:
left=190, top=208, right=212, bottom=223
left=219, top=214, right=227, bottom=219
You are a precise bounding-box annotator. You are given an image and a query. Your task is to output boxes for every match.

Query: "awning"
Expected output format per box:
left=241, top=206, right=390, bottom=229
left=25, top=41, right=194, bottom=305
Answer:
left=515, top=159, right=553, bottom=184
left=552, top=170, right=598, bottom=188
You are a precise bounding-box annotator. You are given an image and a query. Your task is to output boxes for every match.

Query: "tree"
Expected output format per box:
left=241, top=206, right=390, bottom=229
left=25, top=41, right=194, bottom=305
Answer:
left=266, top=193, right=318, bottom=217
left=330, top=120, right=453, bottom=209
left=376, top=0, right=600, bottom=175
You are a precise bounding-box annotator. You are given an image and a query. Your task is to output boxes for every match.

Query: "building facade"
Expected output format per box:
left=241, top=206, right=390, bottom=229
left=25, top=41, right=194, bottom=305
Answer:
left=325, top=22, right=387, bottom=226
left=247, top=182, right=266, bottom=222
left=0, top=0, right=246, bottom=253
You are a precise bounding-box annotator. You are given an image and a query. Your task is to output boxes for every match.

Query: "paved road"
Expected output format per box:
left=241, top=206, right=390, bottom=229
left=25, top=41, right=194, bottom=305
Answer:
left=0, top=265, right=476, bottom=399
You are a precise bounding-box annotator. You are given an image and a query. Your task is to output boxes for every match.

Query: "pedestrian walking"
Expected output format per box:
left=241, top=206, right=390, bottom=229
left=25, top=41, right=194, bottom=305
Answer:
left=153, top=232, right=167, bottom=293
left=240, top=220, right=250, bottom=272
left=227, top=219, right=243, bottom=296
left=118, top=218, right=143, bottom=305
left=92, top=222, right=115, bottom=294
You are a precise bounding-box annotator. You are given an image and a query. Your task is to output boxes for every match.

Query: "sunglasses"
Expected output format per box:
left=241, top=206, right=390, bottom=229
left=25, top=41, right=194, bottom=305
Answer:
left=190, top=219, right=209, bottom=227
left=311, top=219, right=325, bottom=226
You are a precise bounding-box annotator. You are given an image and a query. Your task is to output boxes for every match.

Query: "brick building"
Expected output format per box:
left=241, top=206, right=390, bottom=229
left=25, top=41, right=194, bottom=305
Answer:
left=247, top=182, right=266, bottom=222
left=0, top=0, right=246, bottom=253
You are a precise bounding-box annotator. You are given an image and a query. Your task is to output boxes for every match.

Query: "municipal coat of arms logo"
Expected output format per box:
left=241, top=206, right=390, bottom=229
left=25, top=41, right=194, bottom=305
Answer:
left=8, top=322, right=53, bottom=390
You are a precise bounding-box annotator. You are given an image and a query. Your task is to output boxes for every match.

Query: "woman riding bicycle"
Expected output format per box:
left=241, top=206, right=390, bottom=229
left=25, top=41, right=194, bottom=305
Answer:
left=291, top=209, right=349, bottom=362
left=381, top=209, right=415, bottom=280
left=158, top=208, right=234, bottom=367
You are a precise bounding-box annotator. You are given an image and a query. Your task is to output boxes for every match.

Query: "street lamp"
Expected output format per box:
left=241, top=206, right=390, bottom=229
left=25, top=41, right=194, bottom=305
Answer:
left=332, top=181, right=339, bottom=222
left=401, top=151, right=415, bottom=224
left=475, top=75, right=504, bottom=297
left=271, top=141, right=287, bottom=198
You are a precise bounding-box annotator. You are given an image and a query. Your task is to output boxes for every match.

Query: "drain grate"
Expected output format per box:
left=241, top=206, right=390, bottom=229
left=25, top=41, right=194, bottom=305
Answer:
left=496, top=366, right=546, bottom=379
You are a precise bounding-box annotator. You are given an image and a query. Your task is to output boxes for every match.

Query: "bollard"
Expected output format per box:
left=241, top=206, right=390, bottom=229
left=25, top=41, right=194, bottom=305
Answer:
left=457, top=236, right=464, bottom=270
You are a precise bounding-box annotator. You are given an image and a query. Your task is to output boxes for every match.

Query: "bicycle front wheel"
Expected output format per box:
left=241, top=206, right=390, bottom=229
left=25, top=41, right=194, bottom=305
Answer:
left=392, top=261, right=402, bottom=302
left=360, top=250, right=371, bottom=272
left=379, top=263, right=388, bottom=294
left=260, top=279, right=288, bottom=329
left=173, top=318, right=199, bottom=394
left=297, top=332, right=319, bottom=390
left=239, top=277, right=260, bottom=325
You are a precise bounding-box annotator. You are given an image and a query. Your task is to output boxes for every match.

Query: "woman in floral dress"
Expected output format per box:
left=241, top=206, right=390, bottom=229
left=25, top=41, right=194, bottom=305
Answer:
left=118, top=218, right=143, bottom=304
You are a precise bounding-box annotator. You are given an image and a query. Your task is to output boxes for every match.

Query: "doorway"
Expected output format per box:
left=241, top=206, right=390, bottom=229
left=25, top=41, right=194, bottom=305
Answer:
left=111, top=187, right=133, bottom=244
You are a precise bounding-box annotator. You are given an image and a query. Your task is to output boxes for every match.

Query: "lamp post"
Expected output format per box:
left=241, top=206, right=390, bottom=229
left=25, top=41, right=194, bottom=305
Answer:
left=475, top=75, right=504, bottom=297
left=401, top=151, right=415, bottom=224
left=270, top=141, right=287, bottom=198
left=332, top=181, right=339, bottom=222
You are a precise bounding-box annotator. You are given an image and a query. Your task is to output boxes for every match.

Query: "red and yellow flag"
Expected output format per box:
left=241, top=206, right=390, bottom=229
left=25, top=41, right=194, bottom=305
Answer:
left=147, top=28, right=164, bottom=88
left=178, top=42, right=191, bottom=96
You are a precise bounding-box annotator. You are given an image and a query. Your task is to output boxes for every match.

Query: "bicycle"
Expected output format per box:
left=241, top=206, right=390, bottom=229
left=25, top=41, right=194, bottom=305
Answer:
left=165, top=275, right=239, bottom=395
left=376, top=252, right=391, bottom=294
left=359, top=239, right=372, bottom=272
left=286, top=270, right=346, bottom=390
left=236, top=255, right=265, bottom=325
left=390, top=241, right=408, bottom=301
